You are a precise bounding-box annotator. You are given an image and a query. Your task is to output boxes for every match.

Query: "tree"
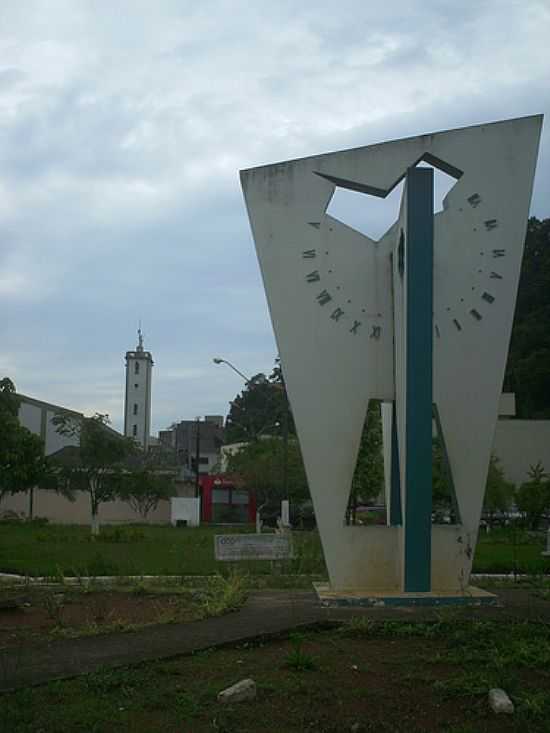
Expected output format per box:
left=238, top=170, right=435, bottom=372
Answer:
left=52, top=412, right=137, bottom=536
left=515, top=461, right=550, bottom=530
left=224, top=359, right=295, bottom=443
left=347, top=400, right=384, bottom=524
left=118, top=465, right=175, bottom=519
left=226, top=436, right=309, bottom=510
left=0, top=377, right=54, bottom=507
left=483, top=455, right=515, bottom=526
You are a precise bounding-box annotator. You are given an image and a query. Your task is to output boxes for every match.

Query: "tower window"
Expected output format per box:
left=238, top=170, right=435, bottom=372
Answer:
left=132, top=425, right=137, bottom=437
left=133, top=403, right=138, bottom=415
left=134, top=362, right=140, bottom=375
left=134, top=383, right=138, bottom=389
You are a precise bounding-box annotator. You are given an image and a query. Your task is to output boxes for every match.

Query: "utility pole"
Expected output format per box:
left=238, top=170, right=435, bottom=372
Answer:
left=194, top=416, right=201, bottom=498
left=282, top=399, right=289, bottom=500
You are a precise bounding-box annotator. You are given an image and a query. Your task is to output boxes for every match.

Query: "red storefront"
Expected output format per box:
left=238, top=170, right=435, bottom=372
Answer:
left=199, top=475, right=256, bottom=524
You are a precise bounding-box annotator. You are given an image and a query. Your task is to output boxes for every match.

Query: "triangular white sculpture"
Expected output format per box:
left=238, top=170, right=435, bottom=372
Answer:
left=241, top=116, right=542, bottom=592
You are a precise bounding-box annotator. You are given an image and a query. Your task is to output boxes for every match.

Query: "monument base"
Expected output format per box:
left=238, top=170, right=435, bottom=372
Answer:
left=313, top=583, right=498, bottom=608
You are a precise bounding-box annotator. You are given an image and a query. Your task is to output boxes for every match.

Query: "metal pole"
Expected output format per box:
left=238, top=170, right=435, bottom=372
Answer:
left=282, top=400, right=289, bottom=500
left=195, top=417, right=201, bottom=499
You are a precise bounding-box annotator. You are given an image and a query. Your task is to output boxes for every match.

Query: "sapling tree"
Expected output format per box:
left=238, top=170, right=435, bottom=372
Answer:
left=119, top=465, right=174, bottom=519
left=52, top=412, right=137, bottom=536
left=515, top=461, right=550, bottom=530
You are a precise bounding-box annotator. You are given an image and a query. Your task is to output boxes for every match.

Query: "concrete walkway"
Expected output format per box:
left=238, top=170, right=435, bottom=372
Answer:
left=1, top=589, right=549, bottom=693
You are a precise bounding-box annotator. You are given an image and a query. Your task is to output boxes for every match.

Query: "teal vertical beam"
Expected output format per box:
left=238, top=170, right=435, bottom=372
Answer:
left=389, top=402, right=402, bottom=525
left=404, top=166, right=434, bottom=593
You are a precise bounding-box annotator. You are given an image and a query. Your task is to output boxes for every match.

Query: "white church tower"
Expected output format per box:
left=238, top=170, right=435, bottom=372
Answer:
left=124, top=328, right=153, bottom=450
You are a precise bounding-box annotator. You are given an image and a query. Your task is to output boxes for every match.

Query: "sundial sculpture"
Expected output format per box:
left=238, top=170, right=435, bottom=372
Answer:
left=241, top=116, right=542, bottom=601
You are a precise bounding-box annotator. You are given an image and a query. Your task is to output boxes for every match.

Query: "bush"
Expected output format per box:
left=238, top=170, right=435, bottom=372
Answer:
left=87, top=554, right=120, bottom=577
left=97, top=526, right=145, bottom=543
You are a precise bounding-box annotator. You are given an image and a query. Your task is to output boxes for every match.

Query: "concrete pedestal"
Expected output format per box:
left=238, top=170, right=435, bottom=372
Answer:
left=313, top=582, right=498, bottom=608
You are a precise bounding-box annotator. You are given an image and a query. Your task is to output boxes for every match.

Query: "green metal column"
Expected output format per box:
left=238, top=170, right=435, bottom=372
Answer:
left=404, top=166, right=434, bottom=593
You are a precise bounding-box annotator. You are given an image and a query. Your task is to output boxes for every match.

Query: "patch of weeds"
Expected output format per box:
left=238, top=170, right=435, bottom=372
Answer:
left=99, top=526, right=146, bottom=543
left=337, top=616, right=377, bottom=637
left=283, top=632, right=317, bottom=671
left=433, top=672, right=490, bottom=698
left=87, top=552, right=119, bottom=576
left=200, top=571, right=248, bottom=618
left=131, top=579, right=149, bottom=596
left=84, top=665, right=148, bottom=697
left=172, top=690, right=200, bottom=718
left=51, top=618, right=142, bottom=639
left=41, top=590, right=65, bottom=626
left=516, top=690, right=550, bottom=719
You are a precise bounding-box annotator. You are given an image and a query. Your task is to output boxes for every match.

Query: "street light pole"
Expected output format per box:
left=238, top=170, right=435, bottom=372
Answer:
left=212, top=358, right=252, bottom=385
left=214, top=356, right=292, bottom=530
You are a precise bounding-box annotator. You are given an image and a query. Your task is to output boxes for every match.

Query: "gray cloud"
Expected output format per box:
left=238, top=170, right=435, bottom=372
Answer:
left=1, top=0, right=548, bottom=433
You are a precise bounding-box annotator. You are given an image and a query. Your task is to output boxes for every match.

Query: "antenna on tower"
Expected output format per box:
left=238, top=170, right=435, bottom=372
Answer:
left=137, top=320, right=144, bottom=351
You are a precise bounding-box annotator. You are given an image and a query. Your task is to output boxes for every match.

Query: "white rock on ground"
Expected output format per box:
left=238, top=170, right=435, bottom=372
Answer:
left=217, top=679, right=257, bottom=704
left=488, top=688, right=514, bottom=714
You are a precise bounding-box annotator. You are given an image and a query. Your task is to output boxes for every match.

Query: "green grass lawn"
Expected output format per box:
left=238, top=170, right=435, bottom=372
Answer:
left=0, top=522, right=325, bottom=578
left=474, top=528, right=550, bottom=574
left=0, top=522, right=548, bottom=578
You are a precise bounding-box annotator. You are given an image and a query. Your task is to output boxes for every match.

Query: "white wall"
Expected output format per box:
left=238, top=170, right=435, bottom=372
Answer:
left=493, top=420, right=550, bottom=486
left=17, top=396, right=80, bottom=456
left=170, top=497, right=200, bottom=527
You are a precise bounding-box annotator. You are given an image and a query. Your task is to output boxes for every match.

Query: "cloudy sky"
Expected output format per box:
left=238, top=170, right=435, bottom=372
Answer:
left=1, top=0, right=548, bottom=434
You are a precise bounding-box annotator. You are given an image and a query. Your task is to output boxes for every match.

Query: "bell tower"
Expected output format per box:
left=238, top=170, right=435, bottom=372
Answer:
left=124, top=328, right=153, bottom=450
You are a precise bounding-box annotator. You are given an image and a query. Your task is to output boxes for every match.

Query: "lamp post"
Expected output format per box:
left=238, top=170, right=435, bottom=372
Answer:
left=212, top=358, right=252, bottom=385
left=213, top=356, right=290, bottom=530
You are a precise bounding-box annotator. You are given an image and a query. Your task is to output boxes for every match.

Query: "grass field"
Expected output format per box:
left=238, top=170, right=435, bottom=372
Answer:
left=3, top=615, right=550, bottom=732
left=0, top=522, right=548, bottom=578
left=0, top=523, right=325, bottom=578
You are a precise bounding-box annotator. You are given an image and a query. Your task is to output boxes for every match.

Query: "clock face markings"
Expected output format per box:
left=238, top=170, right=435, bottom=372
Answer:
left=316, top=290, right=332, bottom=306
left=301, top=188, right=504, bottom=343
left=300, top=229, right=384, bottom=339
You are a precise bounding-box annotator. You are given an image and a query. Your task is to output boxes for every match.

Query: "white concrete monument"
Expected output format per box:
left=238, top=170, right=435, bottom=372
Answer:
left=241, top=116, right=542, bottom=602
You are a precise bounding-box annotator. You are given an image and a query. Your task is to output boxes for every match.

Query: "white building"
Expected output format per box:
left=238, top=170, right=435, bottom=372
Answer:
left=124, top=329, right=153, bottom=450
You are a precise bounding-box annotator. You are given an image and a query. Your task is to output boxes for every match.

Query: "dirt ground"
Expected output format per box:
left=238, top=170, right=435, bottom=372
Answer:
left=0, top=587, right=203, bottom=648
left=3, top=625, right=550, bottom=732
